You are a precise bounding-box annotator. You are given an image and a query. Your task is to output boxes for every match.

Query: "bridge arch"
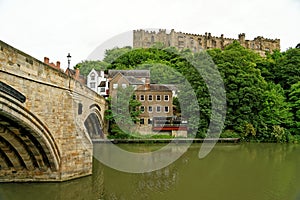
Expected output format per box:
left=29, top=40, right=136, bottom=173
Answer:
left=0, top=93, right=60, bottom=175
left=83, top=104, right=105, bottom=139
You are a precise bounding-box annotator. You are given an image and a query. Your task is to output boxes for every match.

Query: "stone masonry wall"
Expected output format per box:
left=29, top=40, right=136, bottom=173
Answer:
left=0, top=40, right=107, bottom=181
left=133, top=29, right=280, bottom=56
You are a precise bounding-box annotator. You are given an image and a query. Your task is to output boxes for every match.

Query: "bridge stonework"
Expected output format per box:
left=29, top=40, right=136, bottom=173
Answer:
left=0, top=40, right=107, bottom=182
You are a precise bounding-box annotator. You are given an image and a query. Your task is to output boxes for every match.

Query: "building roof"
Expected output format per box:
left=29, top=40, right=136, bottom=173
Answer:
left=136, top=84, right=172, bottom=91
left=124, top=76, right=144, bottom=85
left=108, top=70, right=150, bottom=78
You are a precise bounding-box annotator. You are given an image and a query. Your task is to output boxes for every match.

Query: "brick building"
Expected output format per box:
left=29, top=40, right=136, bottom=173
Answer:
left=108, top=70, right=187, bottom=136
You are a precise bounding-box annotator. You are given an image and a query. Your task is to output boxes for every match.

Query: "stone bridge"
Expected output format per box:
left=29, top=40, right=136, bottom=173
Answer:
left=0, top=40, right=107, bottom=182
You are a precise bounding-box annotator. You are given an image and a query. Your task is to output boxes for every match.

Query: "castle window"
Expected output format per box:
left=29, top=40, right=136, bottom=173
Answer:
left=140, top=106, right=145, bottom=113
left=148, top=106, right=153, bottom=113
left=151, top=35, right=155, bottom=43
left=148, top=119, right=152, bottom=125
left=190, top=38, right=194, bottom=46
left=148, top=95, right=153, bottom=101
left=140, top=95, right=145, bottom=101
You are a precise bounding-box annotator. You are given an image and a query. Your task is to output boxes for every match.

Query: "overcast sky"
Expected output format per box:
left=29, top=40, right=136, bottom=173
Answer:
left=0, top=0, right=299, bottom=70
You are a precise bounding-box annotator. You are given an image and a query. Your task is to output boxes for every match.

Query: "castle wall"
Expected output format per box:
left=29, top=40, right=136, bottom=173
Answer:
left=133, top=29, right=280, bottom=56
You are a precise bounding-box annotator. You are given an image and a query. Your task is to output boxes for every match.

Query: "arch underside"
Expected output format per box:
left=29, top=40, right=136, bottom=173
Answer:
left=0, top=94, right=60, bottom=181
left=0, top=113, right=59, bottom=181
left=84, top=112, right=104, bottom=139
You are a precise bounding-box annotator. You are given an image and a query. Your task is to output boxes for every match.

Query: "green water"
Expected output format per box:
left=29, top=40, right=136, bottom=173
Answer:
left=1, top=143, right=300, bottom=200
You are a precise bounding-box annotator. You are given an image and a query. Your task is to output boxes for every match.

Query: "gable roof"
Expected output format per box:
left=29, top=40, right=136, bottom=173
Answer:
left=108, top=70, right=150, bottom=78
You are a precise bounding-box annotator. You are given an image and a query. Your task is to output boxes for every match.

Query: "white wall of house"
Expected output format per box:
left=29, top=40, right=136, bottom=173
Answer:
left=87, top=69, right=109, bottom=96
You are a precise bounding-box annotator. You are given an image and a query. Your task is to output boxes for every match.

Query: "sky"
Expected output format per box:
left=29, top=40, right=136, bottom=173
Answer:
left=0, top=0, right=299, bottom=70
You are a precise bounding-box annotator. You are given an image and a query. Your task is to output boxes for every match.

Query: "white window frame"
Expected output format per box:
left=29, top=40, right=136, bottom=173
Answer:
left=148, top=106, right=153, bottom=113
left=156, top=106, right=161, bottom=113
left=113, top=83, right=118, bottom=89
left=156, top=95, right=161, bottom=101
left=164, top=95, right=169, bottom=101
left=140, top=95, right=145, bottom=101
left=164, top=106, right=169, bottom=113
left=140, top=106, right=145, bottom=113
left=148, top=95, right=153, bottom=101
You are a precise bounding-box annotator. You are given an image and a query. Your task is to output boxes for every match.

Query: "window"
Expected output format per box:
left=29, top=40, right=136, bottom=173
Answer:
left=140, top=106, right=145, bottom=113
left=140, top=95, right=145, bottom=101
left=148, top=95, right=153, bottom=101
left=122, top=84, right=127, bottom=88
left=156, top=95, right=161, bottom=101
left=148, top=106, right=153, bottom=113
left=100, top=87, right=105, bottom=92
left=90, top=82, right=95, bottom=88
left=148, top=118, right=152, bottom=125
left=164, top=106, right=169, bottom=113
left=91, top=72, right=95, bottom=81
left=140, top=118, right=144, bottom=125
left=156, top=106, right=161, bottom=113
left=151, top=35, right=155, bottom=43
left=113, top=83, right=118, bottom=89
left=132, top=95, right=136, bottom=100
left=164, top=95, right=169, bottom=101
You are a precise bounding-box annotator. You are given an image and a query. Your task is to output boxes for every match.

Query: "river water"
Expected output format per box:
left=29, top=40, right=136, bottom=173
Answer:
left=0, top=143, right=300, bottom=200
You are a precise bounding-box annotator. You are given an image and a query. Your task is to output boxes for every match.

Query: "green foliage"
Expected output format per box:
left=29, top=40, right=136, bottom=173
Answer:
left=105, top=86, right=141, bottom=136
left=271, top=125, right=287, bottom=143
left=219, top=130, right=240, bottom=138
left=272, top=48, right=300, bottom=90
left=288, top=81, right=300, bottom=134
left=103, top=46, right=132, bottom=64
left=74, top=60, right=109, bottom=76
left=75, top=41, right=300, bottom=143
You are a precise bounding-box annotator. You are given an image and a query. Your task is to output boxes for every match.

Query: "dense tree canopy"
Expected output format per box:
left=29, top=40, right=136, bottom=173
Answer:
left=76, top=42, right=300, bottom=142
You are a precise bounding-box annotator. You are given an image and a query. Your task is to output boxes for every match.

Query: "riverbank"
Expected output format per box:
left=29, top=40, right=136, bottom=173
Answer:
left=92, top=138, right=240, bottom=143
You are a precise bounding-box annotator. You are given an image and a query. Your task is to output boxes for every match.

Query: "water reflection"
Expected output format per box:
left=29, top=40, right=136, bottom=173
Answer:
left=0, top=143, right=300, bottom=200
left=0, top=157, right=105, bottom=200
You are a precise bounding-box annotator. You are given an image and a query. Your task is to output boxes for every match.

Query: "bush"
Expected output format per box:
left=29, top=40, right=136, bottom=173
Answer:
left=220, top=130, right=240, bottom=138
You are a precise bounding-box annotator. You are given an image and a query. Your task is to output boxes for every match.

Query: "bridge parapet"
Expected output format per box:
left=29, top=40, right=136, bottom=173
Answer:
left=0, top=40, right=107, bottom=182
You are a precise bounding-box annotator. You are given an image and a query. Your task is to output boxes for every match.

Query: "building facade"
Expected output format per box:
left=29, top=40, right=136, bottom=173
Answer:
left=108, top=70, right=187, bottom=136
left=87, top=69, right=109, bottom=96
left=133, top=29, right=280, bottom=56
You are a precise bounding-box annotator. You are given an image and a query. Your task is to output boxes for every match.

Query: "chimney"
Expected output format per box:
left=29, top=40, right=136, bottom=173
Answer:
left=56, top=61, right=60, bottom=69
left=145, top=78, right=150, bottom=90
left=44, top=57, right=49, bottom=64
left=75, top=68, right=80, bottom=80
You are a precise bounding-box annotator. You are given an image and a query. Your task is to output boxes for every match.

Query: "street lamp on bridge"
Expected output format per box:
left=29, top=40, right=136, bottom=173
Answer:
left=67, top=53, right=71, bottom=70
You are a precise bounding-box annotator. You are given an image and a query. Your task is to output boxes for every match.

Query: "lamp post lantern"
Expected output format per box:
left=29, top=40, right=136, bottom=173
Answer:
left=67, top=53, right=71, bottom=69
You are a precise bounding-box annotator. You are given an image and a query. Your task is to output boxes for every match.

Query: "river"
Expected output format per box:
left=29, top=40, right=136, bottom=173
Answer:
left=0, top=143, right=300, bottom=200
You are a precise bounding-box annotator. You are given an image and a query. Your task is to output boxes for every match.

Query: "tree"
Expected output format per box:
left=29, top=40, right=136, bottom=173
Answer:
left=288, top=81, right=300, bottom=135
left=273, top=48, right=300, bottom=90
left=258, top=83, right=293, bottom=141
left=74, top=60, right=109, bottom=76
left=105, top=86, right=141, bottom=135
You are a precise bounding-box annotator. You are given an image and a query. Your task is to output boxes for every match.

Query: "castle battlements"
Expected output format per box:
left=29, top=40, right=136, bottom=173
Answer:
left=133, top=29, right=280, bottom=56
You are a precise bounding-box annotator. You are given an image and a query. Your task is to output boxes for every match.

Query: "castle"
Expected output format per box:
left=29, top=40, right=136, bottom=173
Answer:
left=133, top=29, right=280, bottom=56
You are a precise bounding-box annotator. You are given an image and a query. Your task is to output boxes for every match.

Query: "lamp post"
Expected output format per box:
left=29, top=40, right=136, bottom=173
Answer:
left=67, top=53, right=71, bottom=70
